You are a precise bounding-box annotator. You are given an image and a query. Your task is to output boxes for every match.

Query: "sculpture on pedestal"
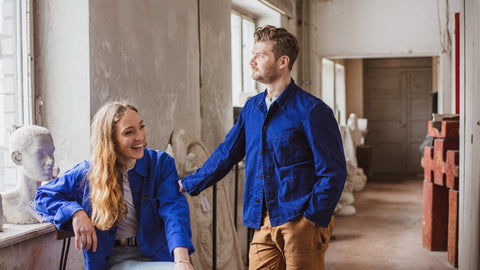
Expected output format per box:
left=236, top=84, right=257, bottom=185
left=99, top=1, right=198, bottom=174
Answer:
left=1, top=125, right=56, bottom=224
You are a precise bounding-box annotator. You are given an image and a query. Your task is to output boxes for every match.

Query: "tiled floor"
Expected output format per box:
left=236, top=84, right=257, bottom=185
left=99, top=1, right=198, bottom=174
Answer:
left=325, top=178, right=457, bottom=270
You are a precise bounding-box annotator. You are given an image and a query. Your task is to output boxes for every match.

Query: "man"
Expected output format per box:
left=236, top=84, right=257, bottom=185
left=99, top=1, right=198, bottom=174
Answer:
left=179, top=25, right=346, bottom=270
left=3, top=125, right=56, bottom=224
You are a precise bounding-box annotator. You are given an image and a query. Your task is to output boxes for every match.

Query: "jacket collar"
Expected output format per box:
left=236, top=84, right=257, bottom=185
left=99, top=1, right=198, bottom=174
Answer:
left=130, top=149, right=148, bottom=178
left=274, top=78, right=296, bottom=109
left=255, top=78, right=296, bottom=114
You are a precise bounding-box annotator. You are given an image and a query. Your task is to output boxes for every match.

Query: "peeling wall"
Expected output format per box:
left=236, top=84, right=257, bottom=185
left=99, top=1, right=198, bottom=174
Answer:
left=90, top=0, right=202, bottom=151
left=0, top=232, right=84, bottom=270
left=199, top=0, right=232, bottom=152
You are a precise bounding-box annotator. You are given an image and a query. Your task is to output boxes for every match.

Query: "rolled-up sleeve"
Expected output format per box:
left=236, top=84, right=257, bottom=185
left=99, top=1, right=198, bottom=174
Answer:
left=35, top=161, right=89, bottom=231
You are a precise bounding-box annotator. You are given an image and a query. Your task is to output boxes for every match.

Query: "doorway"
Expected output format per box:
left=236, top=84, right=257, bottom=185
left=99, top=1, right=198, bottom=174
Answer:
left=363, top=57, right=433, bottom=180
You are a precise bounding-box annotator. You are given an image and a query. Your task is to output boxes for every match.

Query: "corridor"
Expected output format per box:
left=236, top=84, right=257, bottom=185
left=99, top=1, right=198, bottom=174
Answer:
left=325, top=178, right=456, bottom=270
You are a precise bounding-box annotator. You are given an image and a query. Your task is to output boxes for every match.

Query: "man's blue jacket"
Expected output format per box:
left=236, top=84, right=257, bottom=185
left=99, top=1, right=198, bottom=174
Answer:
left=182, top=79, right=347, bottom=229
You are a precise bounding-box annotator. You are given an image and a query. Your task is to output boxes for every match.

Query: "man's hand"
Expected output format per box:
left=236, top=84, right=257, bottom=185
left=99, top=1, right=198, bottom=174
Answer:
left=72, top=210, right=97, bottom=252
left=178, top=179, right=185, bottom=193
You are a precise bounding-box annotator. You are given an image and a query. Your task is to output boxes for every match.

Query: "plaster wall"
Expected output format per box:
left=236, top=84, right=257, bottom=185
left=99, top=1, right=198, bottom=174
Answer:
left=199, top=0, right=232, bottom=152
left=0, top=231, right=84, bottom=270
left=345, top=59, right=363, bottom=118
left=311, top=0, right=441, bottom=57
left=90, top=0, right=202, bottom=151
left=310, top=0, right=455, bottom=114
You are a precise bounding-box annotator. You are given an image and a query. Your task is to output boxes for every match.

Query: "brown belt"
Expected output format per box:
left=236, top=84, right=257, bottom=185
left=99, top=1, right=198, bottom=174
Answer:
left=114, top=237, right=137, bottom=247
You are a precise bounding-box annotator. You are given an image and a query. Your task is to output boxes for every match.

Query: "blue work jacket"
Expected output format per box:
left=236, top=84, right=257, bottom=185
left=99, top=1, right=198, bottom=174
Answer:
left=35, top=148, right=194, bottom=270
left=182, top=79, right=347, bottom=229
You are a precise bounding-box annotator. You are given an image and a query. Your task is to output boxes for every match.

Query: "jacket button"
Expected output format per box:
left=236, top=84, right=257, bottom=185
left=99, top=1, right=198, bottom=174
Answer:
left=263, top=125, right=267, bottom=130
left=109, top=229, right=115, bottom=235
left=141, top=195, right=146, bottom=200
left=105, top=256, right=110, bottom=261
left=256, top=199, right=260, bottom=203
left=259, top=175, right=262, bottom=179
left=259, top=151, right=262, bottom=155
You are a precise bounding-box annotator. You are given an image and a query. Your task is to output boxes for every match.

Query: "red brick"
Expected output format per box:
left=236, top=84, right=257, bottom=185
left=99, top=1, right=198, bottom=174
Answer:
left=448, top=189, right=459, bottom=267
left=445, top=150, right=459, bottom=190
left=421, top=146, right=434, bottom=182
left=422, top=180, right=449, bottom=251
left=433, top=139, right=459, bottom=186
left=428, top=118, right=459, bottom=139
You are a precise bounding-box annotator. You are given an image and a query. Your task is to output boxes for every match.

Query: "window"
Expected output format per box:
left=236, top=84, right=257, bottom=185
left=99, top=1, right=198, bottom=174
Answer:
left=335, top=63, right=346, bottom=126
left=231, top=12, right=256, bottom=107
left=322, top=58, right=335, bottom=110
left=322, top=58, right=346, bottom=125
left=0, top=0, right=33, bottom=192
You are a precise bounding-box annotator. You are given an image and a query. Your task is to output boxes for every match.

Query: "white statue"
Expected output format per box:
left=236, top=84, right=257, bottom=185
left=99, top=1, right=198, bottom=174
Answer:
left=2, top=125, right=56, bottom=224
left=335, top=124, right=368, bottom=217
left=347, top=113, right=364, bottom=149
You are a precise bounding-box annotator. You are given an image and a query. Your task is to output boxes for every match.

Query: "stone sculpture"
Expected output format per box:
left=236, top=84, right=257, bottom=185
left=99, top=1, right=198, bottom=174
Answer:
left=336, top=122, right=368, bottom=217
left=168, top=129, right=244, bottom=270
left=2, top=125, right=57, bottom=224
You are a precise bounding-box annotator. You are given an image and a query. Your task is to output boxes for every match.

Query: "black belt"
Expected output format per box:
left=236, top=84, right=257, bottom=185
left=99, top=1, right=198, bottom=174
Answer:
left=114, top=237, right=137, bottom=247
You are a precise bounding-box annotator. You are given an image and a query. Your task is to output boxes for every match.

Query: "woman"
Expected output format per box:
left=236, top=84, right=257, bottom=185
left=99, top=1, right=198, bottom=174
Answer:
left=35, top=101, right=195, bottom=270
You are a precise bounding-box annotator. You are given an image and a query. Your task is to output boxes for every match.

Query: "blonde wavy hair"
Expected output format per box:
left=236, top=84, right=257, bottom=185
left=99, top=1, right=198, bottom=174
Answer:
left=89, top=101, right=139, bottom=230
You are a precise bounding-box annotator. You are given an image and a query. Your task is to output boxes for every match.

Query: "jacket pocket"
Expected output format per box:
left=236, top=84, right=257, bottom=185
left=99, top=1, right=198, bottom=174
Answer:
left=273, top=131, right=313, bottom=166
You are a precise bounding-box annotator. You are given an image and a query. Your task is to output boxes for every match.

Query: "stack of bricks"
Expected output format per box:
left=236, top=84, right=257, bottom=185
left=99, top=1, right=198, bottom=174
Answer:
left=421, top=115, right=459, bottom=267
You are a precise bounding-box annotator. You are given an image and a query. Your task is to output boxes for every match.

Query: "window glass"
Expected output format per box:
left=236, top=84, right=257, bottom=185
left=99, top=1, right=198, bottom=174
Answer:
left=0, top=0, right=32, bottom=192
left=231, top=12, right=256, bottom=107
left=335, top=63, right=346, bottom=125
left=322, top=58, right=346, bottom=124
left=322, top=58, right=335, bottom=110
left=231, top=13, right=242, bottom=107
left=241, top=19, right=255, bottom=93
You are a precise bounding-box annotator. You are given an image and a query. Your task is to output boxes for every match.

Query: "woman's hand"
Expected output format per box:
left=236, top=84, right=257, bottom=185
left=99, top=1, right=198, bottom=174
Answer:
left=173, top=247, right=194, bottom=270
left=72, top=210, right=97, bottom=252
left=178, top=179, right=185, bottom=193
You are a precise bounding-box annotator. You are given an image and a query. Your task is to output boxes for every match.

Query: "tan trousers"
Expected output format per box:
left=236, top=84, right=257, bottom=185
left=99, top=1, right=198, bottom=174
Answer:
left=248, top=212, right=334, bottom=270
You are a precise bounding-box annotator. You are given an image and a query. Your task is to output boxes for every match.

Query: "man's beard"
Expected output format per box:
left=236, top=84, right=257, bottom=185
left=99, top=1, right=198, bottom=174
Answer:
left=252, top=68, right=279, bottom=84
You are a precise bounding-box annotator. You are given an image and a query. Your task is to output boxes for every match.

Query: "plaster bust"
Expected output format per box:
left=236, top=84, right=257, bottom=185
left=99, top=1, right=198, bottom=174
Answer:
left=1, top=125, right=56, bottom=224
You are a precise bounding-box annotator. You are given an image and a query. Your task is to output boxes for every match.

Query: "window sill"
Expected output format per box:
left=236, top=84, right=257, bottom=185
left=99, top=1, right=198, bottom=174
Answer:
left=0, top=222, right=55, bottom=249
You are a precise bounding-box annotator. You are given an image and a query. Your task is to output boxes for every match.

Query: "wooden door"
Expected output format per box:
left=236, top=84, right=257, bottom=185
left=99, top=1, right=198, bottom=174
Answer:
left=364, top=58, right=432, bottom=178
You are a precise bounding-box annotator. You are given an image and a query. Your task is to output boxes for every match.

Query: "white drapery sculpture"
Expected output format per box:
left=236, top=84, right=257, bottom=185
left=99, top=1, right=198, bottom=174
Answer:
left=336, top=114, right=368, bottom=216
left=168, top=129, right=244, bottom=270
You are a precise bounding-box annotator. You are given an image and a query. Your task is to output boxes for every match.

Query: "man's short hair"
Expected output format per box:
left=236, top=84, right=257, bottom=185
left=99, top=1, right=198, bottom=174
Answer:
left=9, top=125, right=51, bottom=154
left=254, top=25, right=300, bottom=70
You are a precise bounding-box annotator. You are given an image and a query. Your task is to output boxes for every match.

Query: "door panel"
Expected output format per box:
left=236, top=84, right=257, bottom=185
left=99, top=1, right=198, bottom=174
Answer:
left=364, top=58, right=432, bottom=178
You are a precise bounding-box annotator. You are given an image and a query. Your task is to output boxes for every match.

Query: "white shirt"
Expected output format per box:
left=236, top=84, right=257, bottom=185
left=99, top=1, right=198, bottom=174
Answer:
left=265, top=96, right=277, bottom=110
left=115, top=169, right=139, bottom=239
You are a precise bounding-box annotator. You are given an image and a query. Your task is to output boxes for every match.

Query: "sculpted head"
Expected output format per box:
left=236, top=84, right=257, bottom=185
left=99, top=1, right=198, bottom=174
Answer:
left=9, top=125, right=55, bottom=182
